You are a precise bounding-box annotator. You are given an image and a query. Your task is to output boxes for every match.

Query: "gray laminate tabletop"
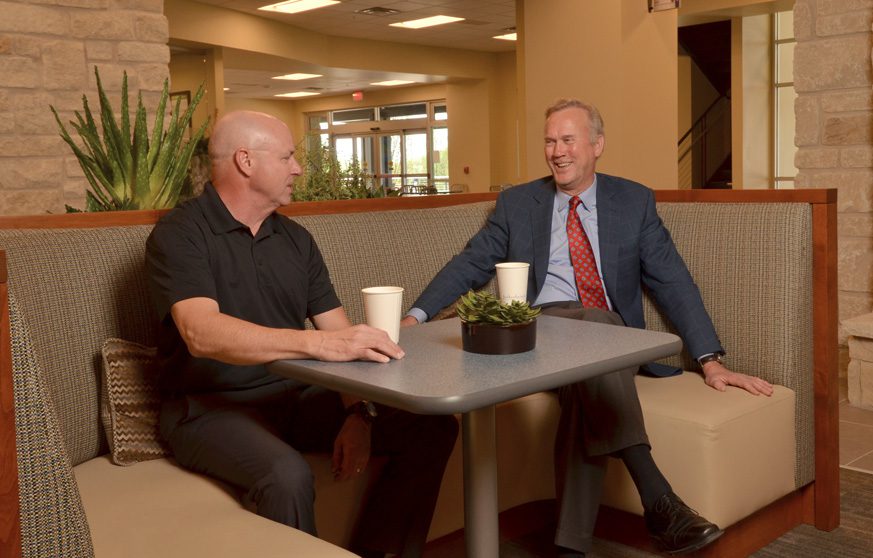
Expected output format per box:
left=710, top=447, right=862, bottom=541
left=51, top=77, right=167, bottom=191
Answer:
left=267, top=315, right=682, bottom=414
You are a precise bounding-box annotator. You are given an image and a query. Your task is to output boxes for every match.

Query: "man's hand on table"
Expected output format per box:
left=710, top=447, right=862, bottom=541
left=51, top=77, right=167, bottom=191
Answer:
left=702, top=360, right=774, bottom=396
left=400, top=315, right=420, bottom=327
left=310, top=325, right=404, bottom=363
left=332, top=414, right=372, bottom=481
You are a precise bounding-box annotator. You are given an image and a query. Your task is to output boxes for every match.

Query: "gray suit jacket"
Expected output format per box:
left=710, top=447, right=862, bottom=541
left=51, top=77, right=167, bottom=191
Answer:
left=412, top=173, right=723, bottom=371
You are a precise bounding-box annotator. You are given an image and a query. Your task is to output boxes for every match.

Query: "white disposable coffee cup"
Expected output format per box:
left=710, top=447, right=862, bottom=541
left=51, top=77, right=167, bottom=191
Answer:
left=495, top=262, right=530, bottom=304
left=361, top=286, right=404, bottom=343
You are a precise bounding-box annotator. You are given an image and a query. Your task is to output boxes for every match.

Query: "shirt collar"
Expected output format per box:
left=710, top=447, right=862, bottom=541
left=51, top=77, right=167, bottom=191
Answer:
left=556, top=175, right=598, bottom=212
left=198, top=182, right=278, bottom=238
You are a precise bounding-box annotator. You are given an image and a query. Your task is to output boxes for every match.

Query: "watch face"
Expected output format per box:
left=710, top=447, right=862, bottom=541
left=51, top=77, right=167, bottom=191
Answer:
left=349, top=401, right=377, bottom=422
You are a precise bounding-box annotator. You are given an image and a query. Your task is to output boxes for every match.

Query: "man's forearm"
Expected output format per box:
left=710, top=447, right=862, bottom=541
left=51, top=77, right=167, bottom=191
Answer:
left=175, top=305, right=319, bottom=364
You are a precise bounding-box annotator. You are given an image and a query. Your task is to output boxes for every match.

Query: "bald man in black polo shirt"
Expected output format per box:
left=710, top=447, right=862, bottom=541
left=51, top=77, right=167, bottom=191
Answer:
left=146, top=110, right=458, bottom=558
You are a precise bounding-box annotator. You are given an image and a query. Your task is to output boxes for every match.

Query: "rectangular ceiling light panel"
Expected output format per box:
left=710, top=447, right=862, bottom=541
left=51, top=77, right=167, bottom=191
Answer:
left=272, top=73, right=323, bottom=80
left=370, top=80, right=415, bottom=86
left=275, top=91, right=321, bottom=97
left=259, top=0, right=339, bottom=15
left=389, top=15, right=464, bottom=29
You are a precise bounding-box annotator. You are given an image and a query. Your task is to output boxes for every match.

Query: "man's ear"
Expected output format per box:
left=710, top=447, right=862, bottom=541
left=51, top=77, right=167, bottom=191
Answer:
left=234, top=148, right=255, bottom=177
left=593, top=135, right=605, bottom=158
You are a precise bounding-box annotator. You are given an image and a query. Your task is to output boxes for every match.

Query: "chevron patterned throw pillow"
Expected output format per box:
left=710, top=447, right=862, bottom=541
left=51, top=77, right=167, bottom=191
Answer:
left=100, top=338, right=170, bottom=465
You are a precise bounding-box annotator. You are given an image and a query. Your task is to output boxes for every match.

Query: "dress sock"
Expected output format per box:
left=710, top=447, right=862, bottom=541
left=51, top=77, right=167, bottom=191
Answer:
left=618, top=443, right=673, bottom=511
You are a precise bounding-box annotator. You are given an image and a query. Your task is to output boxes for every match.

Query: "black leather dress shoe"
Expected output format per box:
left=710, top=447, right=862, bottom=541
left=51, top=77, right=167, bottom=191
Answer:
left=644, top=493, right=724, bottom=555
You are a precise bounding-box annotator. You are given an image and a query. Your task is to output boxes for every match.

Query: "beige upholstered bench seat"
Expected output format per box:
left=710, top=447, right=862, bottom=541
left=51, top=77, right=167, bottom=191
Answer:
left=602, top=372, right=796, bottom=528
left=74, top=456, right=356, bottom=558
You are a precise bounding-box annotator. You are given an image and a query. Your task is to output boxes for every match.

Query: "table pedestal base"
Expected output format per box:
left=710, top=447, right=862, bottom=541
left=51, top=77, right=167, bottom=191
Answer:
left=463, top=405, right=498, bottom=558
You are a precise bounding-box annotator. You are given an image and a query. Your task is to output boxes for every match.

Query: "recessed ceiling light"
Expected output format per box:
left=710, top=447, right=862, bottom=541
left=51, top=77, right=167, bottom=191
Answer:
left=370, top=80, right=415, bottom=86
left=275, top=91, right=321, bottom=97
left=259, top=0, right=339, bottom=15
left=356, top=6, right=400, bottom=16
left=493, top=32, right=516, bottom=41
left=390, top=15, right=464, bottom=29
left=272, top=73, right=323, bottom=80
left=223, top=87, right=230, bottom=91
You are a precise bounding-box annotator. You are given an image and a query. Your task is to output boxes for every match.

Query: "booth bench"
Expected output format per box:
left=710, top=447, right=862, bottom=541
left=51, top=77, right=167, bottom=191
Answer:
left=0, top=188, right=838, bottom=557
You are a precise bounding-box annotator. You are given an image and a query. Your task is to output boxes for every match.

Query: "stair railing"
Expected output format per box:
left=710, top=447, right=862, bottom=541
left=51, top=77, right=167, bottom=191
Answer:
left=678, top=95, right=730, bottom=188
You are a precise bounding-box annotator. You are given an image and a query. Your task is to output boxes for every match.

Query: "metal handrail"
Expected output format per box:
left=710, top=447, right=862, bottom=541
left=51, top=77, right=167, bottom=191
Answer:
left=678, top=94, right=730, bottom=146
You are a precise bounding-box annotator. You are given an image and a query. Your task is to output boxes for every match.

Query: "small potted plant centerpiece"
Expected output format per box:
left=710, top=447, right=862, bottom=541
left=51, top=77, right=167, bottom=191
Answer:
left=456, top=290, right=541, bottom=355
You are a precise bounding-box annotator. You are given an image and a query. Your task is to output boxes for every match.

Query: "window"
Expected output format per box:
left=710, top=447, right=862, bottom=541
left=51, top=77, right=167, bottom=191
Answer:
left=774, top=11, right=796, bottom=189
left=380, top=102, right=427, bottom=121
left=432, top=127, right=449, bottom=190
left=433, top=104, right=447, bottom=121
left=332, top=107, right=376, bottom=126
left=305, top=100, right=450, bottom=194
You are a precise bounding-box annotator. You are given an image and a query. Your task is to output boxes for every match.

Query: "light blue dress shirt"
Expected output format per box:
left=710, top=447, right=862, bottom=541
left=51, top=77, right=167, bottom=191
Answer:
left=534, top=178, right=612, bottom=310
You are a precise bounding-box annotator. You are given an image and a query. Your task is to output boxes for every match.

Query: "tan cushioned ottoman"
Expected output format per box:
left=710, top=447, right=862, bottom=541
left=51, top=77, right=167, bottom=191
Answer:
left=74, top=456, right=357, bottom=558
left=601, top=372, right=796, bottom=528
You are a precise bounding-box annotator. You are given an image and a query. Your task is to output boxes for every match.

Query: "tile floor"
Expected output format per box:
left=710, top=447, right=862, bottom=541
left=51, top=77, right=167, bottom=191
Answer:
left=840, top=379, right=873, bottom=474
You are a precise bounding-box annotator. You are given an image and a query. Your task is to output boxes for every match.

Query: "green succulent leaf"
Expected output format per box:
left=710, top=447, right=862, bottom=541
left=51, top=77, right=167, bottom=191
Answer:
left=456, top=290, right=541, bottom=326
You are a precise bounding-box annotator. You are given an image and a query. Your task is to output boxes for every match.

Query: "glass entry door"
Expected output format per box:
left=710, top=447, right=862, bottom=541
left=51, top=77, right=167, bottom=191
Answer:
left=332, top=129, right=435, bottom=194
left=334, top=135, right=374, bottom=177
left=378, top=133, right=403, bottom=191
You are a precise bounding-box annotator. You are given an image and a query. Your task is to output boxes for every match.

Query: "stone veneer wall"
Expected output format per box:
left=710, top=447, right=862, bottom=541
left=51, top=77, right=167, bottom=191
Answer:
left=794, top=0, right=873, bottom=379
left=0, top=0, right=170, bottom=214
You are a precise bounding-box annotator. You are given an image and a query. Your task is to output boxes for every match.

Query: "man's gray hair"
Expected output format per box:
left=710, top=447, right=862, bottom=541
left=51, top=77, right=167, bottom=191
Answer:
left=545, top=99, right=605, bottom=142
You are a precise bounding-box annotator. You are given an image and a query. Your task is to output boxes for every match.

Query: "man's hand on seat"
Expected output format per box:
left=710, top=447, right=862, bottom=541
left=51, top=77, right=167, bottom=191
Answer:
left=702, top=361, right=774, bottom=396
left=331, top=414, right=372, bottom=481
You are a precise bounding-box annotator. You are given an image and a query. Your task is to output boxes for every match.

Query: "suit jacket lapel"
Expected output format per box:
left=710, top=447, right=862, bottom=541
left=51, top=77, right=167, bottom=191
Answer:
left=529, top=179, right=555, bottom=295
left=596, top=174, right=620, bottom=296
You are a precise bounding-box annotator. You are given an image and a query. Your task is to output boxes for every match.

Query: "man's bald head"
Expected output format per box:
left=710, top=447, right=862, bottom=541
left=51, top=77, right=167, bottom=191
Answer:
left=204, top=111, right=301, bottom=223
left=209, top=111, right=288, bottom=165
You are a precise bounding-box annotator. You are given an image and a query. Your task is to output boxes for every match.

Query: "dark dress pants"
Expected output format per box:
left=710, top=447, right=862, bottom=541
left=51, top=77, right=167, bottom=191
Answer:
left=539, top=302, right=650, bottom=554
left=159, top=379, right=458, bottom=557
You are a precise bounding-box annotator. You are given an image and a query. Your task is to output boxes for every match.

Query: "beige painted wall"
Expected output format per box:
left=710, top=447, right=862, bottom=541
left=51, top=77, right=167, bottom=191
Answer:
left=446, top=81, right=492, bottom=192
left=731, top=14, right=773, bottom=189
left=518, top=0, right=678, bottom=189
left=489, top=52, right=521, bottom=188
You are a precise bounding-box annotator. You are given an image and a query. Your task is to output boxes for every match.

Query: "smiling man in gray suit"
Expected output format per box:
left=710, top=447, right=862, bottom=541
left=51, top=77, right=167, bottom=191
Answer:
left=401, top=99, right=774, bottom=557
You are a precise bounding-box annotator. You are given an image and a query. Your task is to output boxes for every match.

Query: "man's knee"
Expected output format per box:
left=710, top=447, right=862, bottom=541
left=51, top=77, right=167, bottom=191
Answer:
left=249, top=457, right=315, bottom=513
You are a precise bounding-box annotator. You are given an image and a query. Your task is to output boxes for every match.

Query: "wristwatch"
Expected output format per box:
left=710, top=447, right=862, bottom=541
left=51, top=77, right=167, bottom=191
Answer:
left=697, top=352, right=725, bottom=367
left=346, top=400, right=378, bottom=424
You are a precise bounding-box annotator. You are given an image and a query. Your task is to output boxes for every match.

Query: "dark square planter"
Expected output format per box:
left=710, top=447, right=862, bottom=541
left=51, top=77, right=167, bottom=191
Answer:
left=461, top=320, right=537, bottom=355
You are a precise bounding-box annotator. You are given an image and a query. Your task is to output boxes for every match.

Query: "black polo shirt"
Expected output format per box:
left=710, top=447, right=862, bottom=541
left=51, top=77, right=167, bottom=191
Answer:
left=146, top=182, right=341, bottom=396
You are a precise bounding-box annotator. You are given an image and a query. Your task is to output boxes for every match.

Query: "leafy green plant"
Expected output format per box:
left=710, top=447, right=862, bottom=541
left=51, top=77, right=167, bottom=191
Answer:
left=51, top=67, right=208, bottom=212
left=456, top=290, right=541, bottom=326
left=292, top=138, right=395, bottom=201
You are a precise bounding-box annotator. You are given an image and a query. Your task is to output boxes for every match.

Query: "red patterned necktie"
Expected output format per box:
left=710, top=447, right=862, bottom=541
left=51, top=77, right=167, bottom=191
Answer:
left=567, top=196, right=608, bottom=309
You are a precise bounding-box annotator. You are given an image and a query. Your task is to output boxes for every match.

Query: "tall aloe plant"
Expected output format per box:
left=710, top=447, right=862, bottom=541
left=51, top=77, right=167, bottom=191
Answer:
left=51, top=67, right=208, bottom=211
